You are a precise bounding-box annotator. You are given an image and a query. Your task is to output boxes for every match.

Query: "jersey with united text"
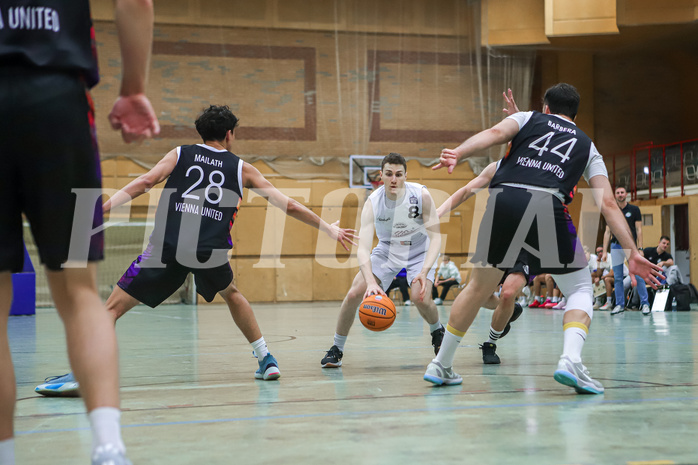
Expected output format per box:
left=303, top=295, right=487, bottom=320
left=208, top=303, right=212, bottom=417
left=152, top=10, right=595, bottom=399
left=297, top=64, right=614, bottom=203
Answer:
left=0, top=1, right=100, bottom=87
left=152, top=144, right=243, bottom=261
left=369, top=182, right=427, bottom=249
left=490, top=111, right=606, bottom=204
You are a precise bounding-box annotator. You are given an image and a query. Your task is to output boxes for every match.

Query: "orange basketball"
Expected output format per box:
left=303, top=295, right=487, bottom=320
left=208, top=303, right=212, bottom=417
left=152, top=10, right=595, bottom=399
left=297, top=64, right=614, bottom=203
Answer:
left=359, top=294, right=396, bottom=332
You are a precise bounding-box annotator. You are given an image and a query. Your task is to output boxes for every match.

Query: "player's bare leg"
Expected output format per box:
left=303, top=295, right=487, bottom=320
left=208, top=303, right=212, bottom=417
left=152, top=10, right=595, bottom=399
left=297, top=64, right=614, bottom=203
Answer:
left=45, top=265, right=126, bottom=452
left=218, top=281, right=262, bottom=343
left=410, top=279, right=445, bottom=354
left=46, top=265, right=119, bottom=410
left=480, top=273, right=527, bottom=364
left=410, top=279, right=439, bottom=325
left=105, top=286, right=141, bottom=324
left=490, top=273, right=526, bottom=331
left=0, top=272, right=16, bottom=442
left=334, top=271, right=371, bottom=337
left=218, top=280, right=278, bottom=380
left=424, top=266, right=503, bottom=385
left=322, top=271, right=377, bottom=367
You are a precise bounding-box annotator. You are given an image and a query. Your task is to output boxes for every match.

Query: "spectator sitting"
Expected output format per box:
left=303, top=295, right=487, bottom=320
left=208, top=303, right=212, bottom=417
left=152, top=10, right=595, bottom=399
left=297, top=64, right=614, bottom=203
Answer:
left=642, top=236, right=683, bottom=286
left=432, top=255, right=462, bottom=305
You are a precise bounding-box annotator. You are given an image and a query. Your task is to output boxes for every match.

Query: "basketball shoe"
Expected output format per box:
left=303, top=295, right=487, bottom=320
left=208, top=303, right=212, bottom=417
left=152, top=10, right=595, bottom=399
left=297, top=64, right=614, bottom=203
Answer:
left=321, top=345, right=343, bottom=368
left=92, top=444, right=132, bottom=465
left=500, top=302, right=523, bottom=338
left=423, top=360, right=462, bottom=385
left=431, top=326, right=445, bottom=355
left=480, top=342, right=501, bottom=364
left=35, top=373, right=80, bottom=397
left=553, top=355, right=604, bottom=394
left=641, top=304, right=651, bottom=315
left=255, top=354, right=281, bottom=380
left=528, top=299, right=542, bottom=308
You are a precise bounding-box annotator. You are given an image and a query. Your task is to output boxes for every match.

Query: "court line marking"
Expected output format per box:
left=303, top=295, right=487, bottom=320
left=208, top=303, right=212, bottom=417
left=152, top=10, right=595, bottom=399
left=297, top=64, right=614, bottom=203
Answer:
left=15, top=395, right=698, bottom=435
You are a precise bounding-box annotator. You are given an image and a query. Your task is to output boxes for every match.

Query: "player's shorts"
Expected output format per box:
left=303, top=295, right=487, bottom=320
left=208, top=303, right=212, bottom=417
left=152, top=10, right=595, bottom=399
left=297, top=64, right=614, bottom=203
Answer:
left=370, top=241, right=437, bottom=291
left=471, top=186, right=587, bottom=276
left=117, top=244, right=233, bottom=308
left=0, top=68, right=103, bottom=272
left=498, top=254, right=531, bottom=286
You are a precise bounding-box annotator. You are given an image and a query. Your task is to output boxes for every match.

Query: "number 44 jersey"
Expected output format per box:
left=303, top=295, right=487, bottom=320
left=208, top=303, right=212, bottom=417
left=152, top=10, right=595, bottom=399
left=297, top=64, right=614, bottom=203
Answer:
left=490, top=111, right=607, bottom=204
left=153, top=144, right=243, bottom=262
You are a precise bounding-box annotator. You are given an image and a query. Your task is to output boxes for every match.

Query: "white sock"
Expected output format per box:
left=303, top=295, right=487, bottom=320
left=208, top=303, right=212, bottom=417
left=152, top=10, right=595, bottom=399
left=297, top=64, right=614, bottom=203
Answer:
left=537, top=296, right=544, bottom=303
left=251, top=337, right=269, bottom=359
left=487, top=326, right=503, bottom=344
left=562, top=323, right=588, bottom=363
left=89, top=407, right=124, bottom=454
left=0, top=438, right=15, bottom=465
left=433, top=325, right=464, bottom=367
left=551, top=297, right=559, bottom=303
left=428, top=321, right=443, bottom=333
left=333, top=333, right=347, bottom=352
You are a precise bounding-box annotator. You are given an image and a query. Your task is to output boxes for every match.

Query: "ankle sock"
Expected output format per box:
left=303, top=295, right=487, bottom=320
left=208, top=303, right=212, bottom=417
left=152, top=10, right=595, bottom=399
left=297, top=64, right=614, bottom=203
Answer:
left=333, top=333, right=347, bottom=352
left=251, top=337, right=269, bottom=359
left=89, top=407, right=125, bottom=455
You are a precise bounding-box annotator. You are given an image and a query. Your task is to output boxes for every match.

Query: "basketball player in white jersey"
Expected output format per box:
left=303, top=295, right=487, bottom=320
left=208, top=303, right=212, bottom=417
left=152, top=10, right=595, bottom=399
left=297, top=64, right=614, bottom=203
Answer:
left=321, top=153, right=444, bottom=368
left=36, top=105, right=357, bottom=395
left=424, top=83, right=663, bottom=393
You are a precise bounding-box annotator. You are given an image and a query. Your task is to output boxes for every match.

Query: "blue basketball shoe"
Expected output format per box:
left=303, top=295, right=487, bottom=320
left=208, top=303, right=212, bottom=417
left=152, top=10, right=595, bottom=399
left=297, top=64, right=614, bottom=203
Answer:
left=35, top=373, right=80, bottom=397
left=255, top=354, right=281, bottom=380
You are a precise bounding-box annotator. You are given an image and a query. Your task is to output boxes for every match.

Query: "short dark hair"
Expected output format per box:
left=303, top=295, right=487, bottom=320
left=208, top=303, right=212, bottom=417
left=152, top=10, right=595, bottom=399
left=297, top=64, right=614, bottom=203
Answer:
left=660, top=235, right=670, bottom=242
left=195, top=105, right=239, bottom=142
left=615, top=185, right=628, bottom=192
left=543, top=83, right=580, bottom=119
left=381, top=152, right=406, bottom=171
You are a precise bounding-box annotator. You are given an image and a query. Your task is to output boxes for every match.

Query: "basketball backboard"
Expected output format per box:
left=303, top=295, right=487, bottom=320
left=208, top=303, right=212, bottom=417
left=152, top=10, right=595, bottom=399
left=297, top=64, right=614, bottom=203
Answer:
left=349, top=154, right=384, bottom=189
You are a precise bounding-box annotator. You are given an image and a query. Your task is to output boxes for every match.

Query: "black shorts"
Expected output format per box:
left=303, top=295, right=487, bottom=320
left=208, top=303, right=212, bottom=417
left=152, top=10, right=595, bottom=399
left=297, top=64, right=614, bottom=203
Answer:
left=472, top=186, right=587, bottom=276
left=0, top=68, right=103, bottom=272
left=116, top=245, right=234, bottom=308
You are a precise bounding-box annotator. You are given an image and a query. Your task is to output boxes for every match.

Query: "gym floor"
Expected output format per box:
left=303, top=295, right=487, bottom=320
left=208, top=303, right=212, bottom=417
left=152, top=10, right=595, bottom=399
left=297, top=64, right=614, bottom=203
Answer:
left=10, top=301, right=698, bottom=465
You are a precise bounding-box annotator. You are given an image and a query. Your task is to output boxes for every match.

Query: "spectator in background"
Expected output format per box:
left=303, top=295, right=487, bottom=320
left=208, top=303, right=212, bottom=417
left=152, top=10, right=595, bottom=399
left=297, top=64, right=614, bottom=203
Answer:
left=642, top=236, right=682, bottom=285
left=433, top=255, right=462, bottom=305
left=601, top=186, right=650, bottom=315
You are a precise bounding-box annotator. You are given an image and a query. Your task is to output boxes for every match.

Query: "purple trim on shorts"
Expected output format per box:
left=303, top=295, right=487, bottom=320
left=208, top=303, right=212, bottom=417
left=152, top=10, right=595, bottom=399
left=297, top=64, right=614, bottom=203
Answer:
left=117, top=243, right=154, bottom=288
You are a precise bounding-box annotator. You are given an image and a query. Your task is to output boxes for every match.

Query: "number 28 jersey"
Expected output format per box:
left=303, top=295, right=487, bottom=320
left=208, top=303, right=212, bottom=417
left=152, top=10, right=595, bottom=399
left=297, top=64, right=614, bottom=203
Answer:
left=154, top=144, right=243, bottom=261
left=490, top=111, right=607, bottom=204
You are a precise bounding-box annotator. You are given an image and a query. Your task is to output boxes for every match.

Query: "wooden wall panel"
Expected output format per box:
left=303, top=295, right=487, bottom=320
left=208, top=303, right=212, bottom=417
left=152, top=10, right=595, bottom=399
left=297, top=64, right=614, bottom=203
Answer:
left=545, top=0, right=619, bottom=36
left=617, top=0, right=698, bottom=25
left=276, top=258, right=314, bottom=301
left=484, top=0, right=549, bottom=46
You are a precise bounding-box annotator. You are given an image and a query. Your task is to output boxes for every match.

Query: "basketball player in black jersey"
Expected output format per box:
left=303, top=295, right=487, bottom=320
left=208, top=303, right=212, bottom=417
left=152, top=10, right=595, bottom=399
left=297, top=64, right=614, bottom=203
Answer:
left=38, top=105, right=356, bottom=391
left=0, top=1, right=159, bottom=464
left=424, top=83, right=662, bottom=393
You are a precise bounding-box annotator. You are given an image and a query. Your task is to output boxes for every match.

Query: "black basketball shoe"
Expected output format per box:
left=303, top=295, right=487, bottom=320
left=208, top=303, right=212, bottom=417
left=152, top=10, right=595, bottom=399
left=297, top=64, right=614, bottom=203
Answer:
left=321, top=345, right=343, bottom=368
left=480, top=342, right=501, bottom=364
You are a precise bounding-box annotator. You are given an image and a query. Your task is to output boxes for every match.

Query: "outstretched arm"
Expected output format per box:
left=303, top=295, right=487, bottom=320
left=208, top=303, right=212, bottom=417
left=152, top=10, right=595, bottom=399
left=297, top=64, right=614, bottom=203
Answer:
left=242, top=163, right=357, bottom=251
left=108, top=0, right=160, bottom=143
left=589, top=175, right=663, bottom=287
left=103, top=148, right=178, bottom=212
left=437, top=162, right=497, bottom=218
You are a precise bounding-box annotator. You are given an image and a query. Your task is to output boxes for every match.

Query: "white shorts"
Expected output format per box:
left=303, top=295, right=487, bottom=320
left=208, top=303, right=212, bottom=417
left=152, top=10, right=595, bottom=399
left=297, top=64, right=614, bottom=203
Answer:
left=370, top=241, right=437, bottom=291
